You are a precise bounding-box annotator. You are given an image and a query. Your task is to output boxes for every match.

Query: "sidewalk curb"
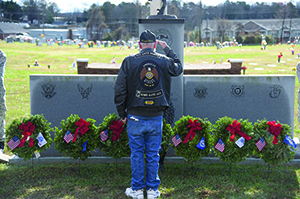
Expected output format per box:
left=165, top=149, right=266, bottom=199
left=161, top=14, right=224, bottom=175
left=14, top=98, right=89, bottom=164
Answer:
left=6, top=156, right=300, bottom=166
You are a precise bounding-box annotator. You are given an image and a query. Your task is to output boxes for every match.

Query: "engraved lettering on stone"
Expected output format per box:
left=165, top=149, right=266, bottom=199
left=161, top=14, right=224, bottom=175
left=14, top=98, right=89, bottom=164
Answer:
left=231, top=85, right=244, bottom=97
left=41, top=84, right=56, bottom=99
left=193, top=85, right=208, bottom=99
left=78, top=84, right=93, bottom=99
left=269, top=84, right=281, bottom=99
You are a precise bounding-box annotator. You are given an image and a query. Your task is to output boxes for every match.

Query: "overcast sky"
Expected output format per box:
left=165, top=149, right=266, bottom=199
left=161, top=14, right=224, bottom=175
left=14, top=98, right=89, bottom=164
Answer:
left=16, top=0, right=292, bottom=12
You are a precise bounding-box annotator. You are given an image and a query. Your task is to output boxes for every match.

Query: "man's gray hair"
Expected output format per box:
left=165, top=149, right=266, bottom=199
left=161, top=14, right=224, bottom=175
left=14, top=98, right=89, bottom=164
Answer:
left=140, top=42, right=156, bottom=49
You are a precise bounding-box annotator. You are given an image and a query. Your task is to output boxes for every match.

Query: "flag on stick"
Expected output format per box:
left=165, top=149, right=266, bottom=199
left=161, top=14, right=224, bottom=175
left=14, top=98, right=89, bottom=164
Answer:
left=101, top=129, right=109, bottom=142
left=172, top=134, right=182, bottom=147
left=283, top=135, right=297, bottom=149
left=196, top=137, right=205, bottom=150
left=7, top=136, right=20, bottom=151
left=256, top=137, right=266, bottom=151
left=215, top=139, right=225, bottom=152
left=82, top=140, right=88, bottom=153
left=64, top=130, right=74, bottom=143
left=36, top=132, right=47, bottom=147
left=235, top=137, right=245, bottom=148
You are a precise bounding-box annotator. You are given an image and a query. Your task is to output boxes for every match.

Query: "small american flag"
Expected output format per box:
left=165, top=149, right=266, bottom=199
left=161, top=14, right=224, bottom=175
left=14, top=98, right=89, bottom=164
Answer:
left=215, top=138, right=225, bottom=152
left=172, top=134, right=182, bottom=147
left=64, top=130, right=74, bottom=143
left=256, top=137, right=266, bottom=151
left=101, top=129, right=109, bottom=142
left=7, top=136, right=21, bottom=151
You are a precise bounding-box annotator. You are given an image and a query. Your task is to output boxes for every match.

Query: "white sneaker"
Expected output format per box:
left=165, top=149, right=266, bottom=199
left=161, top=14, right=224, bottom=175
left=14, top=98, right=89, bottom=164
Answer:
left=147, top=189, right=160, bottom=199
left=125, top=187, right=144, bottom=199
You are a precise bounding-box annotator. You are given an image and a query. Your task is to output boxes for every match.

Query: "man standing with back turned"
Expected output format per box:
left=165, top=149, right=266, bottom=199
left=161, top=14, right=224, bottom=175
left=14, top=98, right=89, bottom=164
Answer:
left=114, top=29, right=182, bottom=199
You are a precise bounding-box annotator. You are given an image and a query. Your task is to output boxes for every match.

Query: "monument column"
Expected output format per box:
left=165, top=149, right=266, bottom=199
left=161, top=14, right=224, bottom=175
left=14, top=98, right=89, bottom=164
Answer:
left=139, top=14, right=184, bottom=125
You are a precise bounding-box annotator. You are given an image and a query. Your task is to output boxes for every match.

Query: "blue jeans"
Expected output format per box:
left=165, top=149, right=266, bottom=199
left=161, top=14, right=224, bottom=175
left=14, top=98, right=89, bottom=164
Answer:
left=127, top=114, right=163, bottom=191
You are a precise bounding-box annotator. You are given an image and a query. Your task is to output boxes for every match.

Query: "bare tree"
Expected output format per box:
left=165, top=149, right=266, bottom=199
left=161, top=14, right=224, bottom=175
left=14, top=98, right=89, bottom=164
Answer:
left=86, top=6, right=107, bottom=41
left=217, top=18, right=232, bottom=42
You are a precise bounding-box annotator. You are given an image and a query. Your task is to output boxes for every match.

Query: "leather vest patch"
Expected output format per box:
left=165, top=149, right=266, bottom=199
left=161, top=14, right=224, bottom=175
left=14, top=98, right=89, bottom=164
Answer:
left=139, top=60, right=159, bottom=90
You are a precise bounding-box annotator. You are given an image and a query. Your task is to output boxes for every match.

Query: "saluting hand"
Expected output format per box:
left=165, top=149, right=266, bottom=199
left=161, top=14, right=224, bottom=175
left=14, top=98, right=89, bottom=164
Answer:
left=157, top=40, right=167, bottom=49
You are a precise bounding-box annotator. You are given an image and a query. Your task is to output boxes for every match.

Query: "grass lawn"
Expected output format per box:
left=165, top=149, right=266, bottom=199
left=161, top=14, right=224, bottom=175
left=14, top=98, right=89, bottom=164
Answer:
left=1, top=42, right=300, bottom=198
left=1, top=42, right=299, bottom=133
left=1, top=162, right=300, bottom=198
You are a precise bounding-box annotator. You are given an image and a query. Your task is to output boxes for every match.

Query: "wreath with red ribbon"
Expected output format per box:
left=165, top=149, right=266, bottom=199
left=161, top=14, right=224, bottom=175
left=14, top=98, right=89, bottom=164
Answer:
left=97, top=113, right=174, bottom=160
left=5, top=114, right=53, bottom=161
left=172, top=115, right=212, bottom=163
left=54, top=114, right=98, bottom=161
left=212, top=116, right=256, bottom=163
left=253, top=119, right=295, bottom=165
left=97, top=113, right=129, bottom=159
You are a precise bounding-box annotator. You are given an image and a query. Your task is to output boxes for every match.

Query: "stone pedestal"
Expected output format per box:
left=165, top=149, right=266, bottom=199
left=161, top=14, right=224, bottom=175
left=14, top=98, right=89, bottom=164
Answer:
left=139, top=18, right=184, bottom=125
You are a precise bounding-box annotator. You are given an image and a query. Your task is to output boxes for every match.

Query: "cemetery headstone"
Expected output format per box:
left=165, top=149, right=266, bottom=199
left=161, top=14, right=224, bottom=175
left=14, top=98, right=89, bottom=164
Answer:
left=47, top=40, right=54, bottom=46
left=83, top=39, right=88, bottom=45
left=36, top=39, right=42, bottom=46
left=6, top=37, right=13, bottom=43
left=74, top=39, right=80, bottom=45
left=96, top=41, right=101, bottom=47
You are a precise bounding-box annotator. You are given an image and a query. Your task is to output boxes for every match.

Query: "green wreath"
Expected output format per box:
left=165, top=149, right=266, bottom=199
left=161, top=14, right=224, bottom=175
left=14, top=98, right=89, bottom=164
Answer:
left=172, top=115, right=212, bottom=163
left=212, top=116, right=256, bottom=163
left=97, top=113, right=174, bottom=159
left=253, top=119, right=295, bottom=165
left=97, top=113, right=130, bottom=159
left=161, top=119, right=173, bottom=154
left=54, top=114, right=98, bottom=161
left=6, top=114, right=53, bottom=161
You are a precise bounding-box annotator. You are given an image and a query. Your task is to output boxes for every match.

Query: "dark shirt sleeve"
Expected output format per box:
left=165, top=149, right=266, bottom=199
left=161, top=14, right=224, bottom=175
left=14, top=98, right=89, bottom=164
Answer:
left=163, top=45, right=183, bottom=76
left=114, top=57, right=129, bottom=118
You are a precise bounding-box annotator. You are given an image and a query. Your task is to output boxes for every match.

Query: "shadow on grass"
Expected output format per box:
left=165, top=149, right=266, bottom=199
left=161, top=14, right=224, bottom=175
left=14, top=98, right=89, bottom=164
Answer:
left=0, top=162, right=299, bottom=198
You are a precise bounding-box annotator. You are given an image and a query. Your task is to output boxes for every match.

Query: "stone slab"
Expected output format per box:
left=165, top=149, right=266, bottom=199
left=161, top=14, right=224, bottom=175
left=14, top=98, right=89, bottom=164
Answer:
left=184, top=75, right=295, bottom=135
left=0, top=153, right=10, bottom=163
left=30, top=75, right=117, bottom=156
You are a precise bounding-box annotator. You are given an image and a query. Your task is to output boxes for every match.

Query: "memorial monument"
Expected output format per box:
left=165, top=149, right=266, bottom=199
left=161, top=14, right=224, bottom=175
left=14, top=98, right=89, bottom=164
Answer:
left=26, top=2, right=296, bottom=159
left=140, top=0, right=185, bottom=125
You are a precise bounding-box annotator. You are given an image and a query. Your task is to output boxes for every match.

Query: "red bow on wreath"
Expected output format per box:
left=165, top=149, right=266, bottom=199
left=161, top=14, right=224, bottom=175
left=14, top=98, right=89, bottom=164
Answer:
left=18, top=121, right=35, bottom=147
left=226, top=120, right=251, bottom=142
left=110, top=119, right=124, bottom=142
left=72, top=118, right=90, bottom=142
left=267, top=121, right=281, bottom=145
left=183, top=119, right=202, bottom=143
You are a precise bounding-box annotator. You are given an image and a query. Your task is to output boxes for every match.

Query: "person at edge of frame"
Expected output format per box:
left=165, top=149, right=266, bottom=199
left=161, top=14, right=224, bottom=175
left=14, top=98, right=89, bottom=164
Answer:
left=114, top=29, right=183, bottom=199
left=0, top=50, right=7, bottom=154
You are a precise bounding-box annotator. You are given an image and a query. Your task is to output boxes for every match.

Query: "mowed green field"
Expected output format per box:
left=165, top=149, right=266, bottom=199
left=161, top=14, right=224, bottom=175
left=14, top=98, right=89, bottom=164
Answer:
left=1, top=42, right=299, bottom=134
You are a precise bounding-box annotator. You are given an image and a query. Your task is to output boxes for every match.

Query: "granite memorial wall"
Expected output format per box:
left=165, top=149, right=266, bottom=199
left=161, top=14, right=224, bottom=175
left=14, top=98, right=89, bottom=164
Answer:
left=30, top=74, right=295, bottom=156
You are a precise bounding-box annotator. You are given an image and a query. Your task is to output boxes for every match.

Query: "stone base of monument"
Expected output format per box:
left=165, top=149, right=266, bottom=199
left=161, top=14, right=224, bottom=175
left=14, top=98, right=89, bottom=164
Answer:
left=7, top=156, right=300, bottom=165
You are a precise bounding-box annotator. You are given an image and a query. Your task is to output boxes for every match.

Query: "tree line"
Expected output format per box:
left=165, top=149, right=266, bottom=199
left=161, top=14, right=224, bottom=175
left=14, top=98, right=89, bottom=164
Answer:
left=1, top=0, right=300, bottom=41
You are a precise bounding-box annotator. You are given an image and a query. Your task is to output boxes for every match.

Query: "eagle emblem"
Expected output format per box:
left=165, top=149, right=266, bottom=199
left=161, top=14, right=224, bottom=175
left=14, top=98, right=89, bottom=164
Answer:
left=78, top=84, right=93, bottom=99
left=139, top=61, right=159, bottom=89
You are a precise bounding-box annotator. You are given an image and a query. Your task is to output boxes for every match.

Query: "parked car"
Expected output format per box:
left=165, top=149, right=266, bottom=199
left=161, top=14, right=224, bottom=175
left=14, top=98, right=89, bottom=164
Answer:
left=9, top=32, right=33, bottom=41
